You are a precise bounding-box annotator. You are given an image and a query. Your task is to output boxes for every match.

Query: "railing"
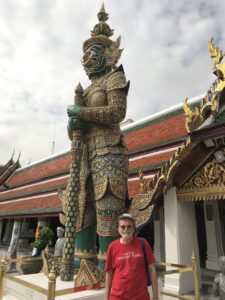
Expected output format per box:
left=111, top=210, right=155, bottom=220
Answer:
left=156, top=252, right=201, bottom=300
left=0, top=256, right=74, bottom=300
left=0, top=253, right=201, bottom=300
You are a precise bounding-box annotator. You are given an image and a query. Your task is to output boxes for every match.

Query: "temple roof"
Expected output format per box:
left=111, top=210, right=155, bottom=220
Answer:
left=0, top=152, right=20, bottom=190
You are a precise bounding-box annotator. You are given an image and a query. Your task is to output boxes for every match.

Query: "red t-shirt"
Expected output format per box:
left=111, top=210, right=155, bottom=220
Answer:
left=105, top=236, right=155, bottom=300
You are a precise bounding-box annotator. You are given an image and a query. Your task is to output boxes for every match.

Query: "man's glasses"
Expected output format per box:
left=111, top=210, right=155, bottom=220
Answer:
left=120, top=225, right=133, bottom=230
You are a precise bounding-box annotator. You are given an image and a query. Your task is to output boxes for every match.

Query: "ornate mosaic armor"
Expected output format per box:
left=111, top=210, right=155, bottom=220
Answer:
left=78, top=66, right=129, bottom=234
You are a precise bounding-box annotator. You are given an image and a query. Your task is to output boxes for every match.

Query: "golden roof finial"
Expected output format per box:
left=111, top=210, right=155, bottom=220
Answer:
left=208, top=38, right=224, bottom=72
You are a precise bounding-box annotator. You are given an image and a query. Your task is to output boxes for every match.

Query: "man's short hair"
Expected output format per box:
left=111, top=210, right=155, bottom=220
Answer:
left=118, top=213, right=135, bottom=224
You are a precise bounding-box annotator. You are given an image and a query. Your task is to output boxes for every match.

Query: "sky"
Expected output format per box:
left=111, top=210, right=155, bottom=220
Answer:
left=1, top=0, right=225, bottom=166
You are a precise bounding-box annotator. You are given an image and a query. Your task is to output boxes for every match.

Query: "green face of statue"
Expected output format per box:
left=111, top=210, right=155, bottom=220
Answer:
left=82, top=44, right=108, bottom=80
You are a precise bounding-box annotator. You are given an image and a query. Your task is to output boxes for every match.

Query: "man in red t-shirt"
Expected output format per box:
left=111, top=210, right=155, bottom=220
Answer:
left=105, top=213, right=158, bottom=300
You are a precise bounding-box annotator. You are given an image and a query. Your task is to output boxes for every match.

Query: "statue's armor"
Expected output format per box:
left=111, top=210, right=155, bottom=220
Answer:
left=76, top=66, right=129, bottom=236
left=68, top=66, right=129, bottom=266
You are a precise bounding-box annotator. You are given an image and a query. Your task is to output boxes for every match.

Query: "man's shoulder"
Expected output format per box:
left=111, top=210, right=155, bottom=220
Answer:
left=133, top=236, right=144, bottom=244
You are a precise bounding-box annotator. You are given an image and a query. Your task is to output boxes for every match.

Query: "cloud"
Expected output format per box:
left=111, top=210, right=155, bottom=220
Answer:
left=0, top=0, right=225, bottom=166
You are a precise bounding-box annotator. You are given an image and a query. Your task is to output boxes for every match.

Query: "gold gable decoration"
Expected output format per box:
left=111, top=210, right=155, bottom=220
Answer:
left=177, top=151, right=225, bottom=202
left=183, top=38, right=225, bottom=132
left=128, top=193, right=154, bottom=229
left=131, top=138, right=194, bottom=229
left=151, top=137, right=193, bottom=194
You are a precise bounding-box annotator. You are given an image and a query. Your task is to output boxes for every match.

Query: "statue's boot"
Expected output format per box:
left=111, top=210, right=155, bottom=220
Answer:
left=74, top=222, right=97, bottom=270
left=98, top=235, right=119, bottom=270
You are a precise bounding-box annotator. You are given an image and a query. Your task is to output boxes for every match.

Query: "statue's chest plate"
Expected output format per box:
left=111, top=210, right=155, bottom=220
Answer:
left=85, top=85, right=107, bottom=107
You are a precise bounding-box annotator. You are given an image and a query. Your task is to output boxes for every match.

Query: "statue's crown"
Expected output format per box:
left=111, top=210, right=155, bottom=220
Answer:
left=83, top=4, right=114, bottom=52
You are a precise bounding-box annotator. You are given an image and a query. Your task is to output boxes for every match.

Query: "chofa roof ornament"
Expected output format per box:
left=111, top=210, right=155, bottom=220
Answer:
left=183, top=38, right=225, bottom=132
left=83, top=4, right=123, bottom=68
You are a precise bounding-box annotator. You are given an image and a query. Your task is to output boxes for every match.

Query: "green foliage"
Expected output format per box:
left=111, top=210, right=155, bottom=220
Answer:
left=31, top=227, right=54, bottom=251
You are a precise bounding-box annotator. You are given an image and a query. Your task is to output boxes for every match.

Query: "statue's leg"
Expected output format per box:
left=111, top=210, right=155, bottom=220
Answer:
left=74, top=177, right=97, bottom=270
left=74, top=222, right=97, bottom=269
left=90, top=153, right=128, bottom=269
left=96, top=195, right=125, bottom=270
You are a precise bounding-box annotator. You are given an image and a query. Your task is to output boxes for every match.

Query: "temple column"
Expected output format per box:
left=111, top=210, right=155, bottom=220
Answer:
left=153, top=208, right=165, bottom=262
left=204, top=201, right=222, bottom=270
left=18, top=218, right=30, bottom=248
left=0, top=219, right=3, bottom=245
left=2, top=219, right=13, bottom=244
left=7, top=219, right=22, bottom=272
left=163, top=187, right=200, bottom=294
left=8, top=220, right=22, bottom=248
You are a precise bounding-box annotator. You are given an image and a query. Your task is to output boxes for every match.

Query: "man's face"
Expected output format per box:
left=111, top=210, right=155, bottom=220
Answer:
left=118, top=219, right=135, bottom=239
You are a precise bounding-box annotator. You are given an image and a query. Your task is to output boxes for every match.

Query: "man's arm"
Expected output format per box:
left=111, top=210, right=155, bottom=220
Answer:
left=105, top=270, right=113, bottom=300
left=149, top=264, right=158, bottom=300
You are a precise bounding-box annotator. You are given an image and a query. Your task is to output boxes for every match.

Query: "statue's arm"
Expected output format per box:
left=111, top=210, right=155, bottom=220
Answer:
left=66, top=95, right=123, bottom=138
left=78, top=88, right=127, bottom=125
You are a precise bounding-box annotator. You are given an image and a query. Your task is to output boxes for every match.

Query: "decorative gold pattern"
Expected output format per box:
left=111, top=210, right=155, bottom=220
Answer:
left=75, top=259, right=105, bottom=290
left=152, top=138, right=192, bottom=194
left=208, top=38, right=225, bottom=72
left=42, top=250, right=62, bottom=276
left=183, top=158, right=225, bottom=188
left=98, top=251, right=107, bottom=261
left=183, top=39, right=225, bottom=132
left=177, top=154, right=225, bottom=202
left=183, top=98, right=204, bottom=132
left=139, top=169, right=151, bottom=194
left=75, top=248, right=97, bottom=259
left=96, top=195, right=125, bottom=236
left=131, top=138, right=194, bottom=230
left=129, top=193, right=154, bottom=229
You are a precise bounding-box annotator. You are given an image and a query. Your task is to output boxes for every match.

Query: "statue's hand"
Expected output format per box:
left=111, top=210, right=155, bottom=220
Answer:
left=68, top=117, right=86, bottom=131
left=67, top=103, right=80, bottom=117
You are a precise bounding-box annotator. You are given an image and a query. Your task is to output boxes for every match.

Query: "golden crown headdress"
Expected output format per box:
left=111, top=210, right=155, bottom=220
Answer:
left=83, top=4, right=123, bottom=67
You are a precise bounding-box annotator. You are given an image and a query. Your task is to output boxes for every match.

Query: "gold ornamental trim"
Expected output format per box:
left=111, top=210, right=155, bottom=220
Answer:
left=178, top=155, right=225, bottom=202
left=98, top=251, right=107, bottom=261
left=75, top=248, right=97, bottom=259
left=177, top=185, right=225, bottom=202
left=151, top=137, right=192, bottom=193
